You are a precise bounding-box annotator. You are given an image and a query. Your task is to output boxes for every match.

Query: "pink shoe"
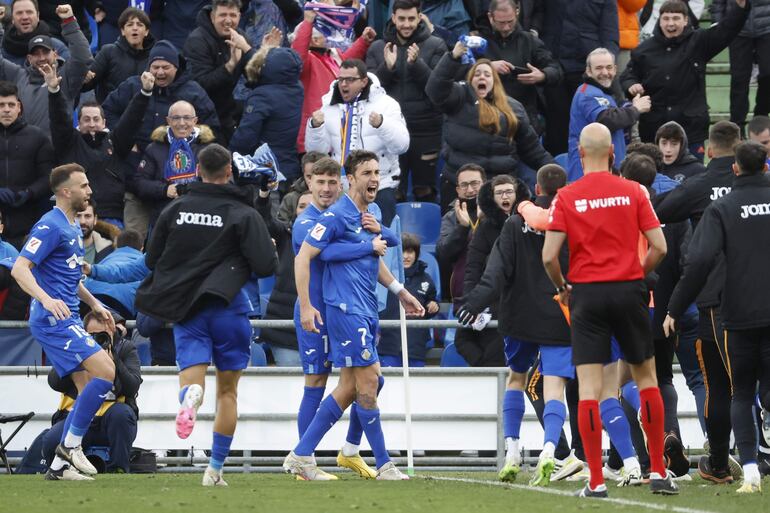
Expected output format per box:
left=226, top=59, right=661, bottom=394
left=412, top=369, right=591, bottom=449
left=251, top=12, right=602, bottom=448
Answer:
left=176, top=384, right=203, bottom=439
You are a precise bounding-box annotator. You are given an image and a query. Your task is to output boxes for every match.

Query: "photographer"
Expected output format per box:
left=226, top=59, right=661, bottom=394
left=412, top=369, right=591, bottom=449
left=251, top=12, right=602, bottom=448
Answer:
left=41, top=312, right=142, bottom=473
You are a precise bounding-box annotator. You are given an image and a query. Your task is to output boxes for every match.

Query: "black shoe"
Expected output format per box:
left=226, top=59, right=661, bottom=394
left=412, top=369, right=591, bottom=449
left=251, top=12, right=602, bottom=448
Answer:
left=664, top=432, right=690, bottom=477
left=575, top=483, right=608, bottom=498
left=650, top=470, right=679, bottom=495
left=697, top=455, right=733, bottom=484
left=45, top=464, right=94, bottom=481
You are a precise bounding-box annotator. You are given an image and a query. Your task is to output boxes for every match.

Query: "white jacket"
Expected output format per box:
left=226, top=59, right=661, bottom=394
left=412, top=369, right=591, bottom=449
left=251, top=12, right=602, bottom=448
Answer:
left=304, top=73, right=410, bottom=190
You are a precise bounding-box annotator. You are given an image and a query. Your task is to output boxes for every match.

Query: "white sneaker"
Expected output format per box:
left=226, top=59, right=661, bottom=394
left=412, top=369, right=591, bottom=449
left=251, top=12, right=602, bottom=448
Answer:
left=283, top=451, right=338, bottom=481
left=202, top=467, right=228, bottom=487
left=602, top=463, right=623, bottom=482
left=176, top=384, right=204, bottom=439
left=617, top=465, right=643, bottom=487
left=45, top=463, right=94, bottom=481
left=376, top=461, right=409, bottom=480
left=552, top=451, right=584, bottom=481
left=55, top=444, right=97, bottom=475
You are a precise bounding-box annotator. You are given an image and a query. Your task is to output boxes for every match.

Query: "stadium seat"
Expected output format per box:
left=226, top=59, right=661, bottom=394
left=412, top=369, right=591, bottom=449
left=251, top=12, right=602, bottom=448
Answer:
left=554, top=153, right=568, bottom=170
left=440, top=342, right=469, bottom=367
left=251, top=342, right=268, bottom=367
left=396, top=202, right=441, bottom=247
left=418, top=252, right=441, bottom=300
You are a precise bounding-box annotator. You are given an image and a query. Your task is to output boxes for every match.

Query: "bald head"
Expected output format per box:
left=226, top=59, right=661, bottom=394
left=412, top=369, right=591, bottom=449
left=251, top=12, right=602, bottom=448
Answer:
left=578, top=123, right=614, bottom=174
left=167, top=100, right=197, bottom=139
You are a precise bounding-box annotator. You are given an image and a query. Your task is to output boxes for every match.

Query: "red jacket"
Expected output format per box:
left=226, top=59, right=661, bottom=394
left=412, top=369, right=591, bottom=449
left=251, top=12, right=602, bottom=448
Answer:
left=291, top=20, right=370, bottom=153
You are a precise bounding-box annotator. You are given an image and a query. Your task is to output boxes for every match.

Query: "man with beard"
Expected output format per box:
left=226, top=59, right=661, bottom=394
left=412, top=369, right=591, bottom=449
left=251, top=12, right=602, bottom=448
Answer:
left=567, top=48, right=650, bottom=181
left=75, top=202, right=113, bottom=265
left=1, top=0, right=70, bottom=65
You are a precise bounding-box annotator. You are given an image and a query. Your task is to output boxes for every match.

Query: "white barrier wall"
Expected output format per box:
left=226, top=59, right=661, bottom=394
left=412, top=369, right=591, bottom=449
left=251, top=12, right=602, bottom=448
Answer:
left=0, top=367, right=705, bottom=453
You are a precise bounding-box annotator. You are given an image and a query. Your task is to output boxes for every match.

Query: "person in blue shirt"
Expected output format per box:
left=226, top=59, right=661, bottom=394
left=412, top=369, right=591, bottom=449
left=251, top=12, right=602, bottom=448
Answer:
left=11, top=163, right=116, bottom=481
left=291, top=156, right=389, bottom=480
left=567, top=48, right=651, bottom=181
left=284, top=150, right=425, bottom=481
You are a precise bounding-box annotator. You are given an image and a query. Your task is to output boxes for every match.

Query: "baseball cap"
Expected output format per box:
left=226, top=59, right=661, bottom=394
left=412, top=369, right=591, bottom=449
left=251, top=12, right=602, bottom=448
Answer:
left=28, top=35, right=54, bottom=53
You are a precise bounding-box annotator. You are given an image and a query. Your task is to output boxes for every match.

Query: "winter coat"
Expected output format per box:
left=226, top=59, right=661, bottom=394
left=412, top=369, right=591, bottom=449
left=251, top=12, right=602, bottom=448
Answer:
left=135, top=124, right=217, bottom=222
left=305, top=74, right=409, bottom=191
left=0, top=120, right=54, bottom=241
left=654, top=121, right=706, bottom=183
left=619, top=0, right=648, bottom=50
left=0, top=252, right=29, bottom=321
left=0, top=20, right=70, bottom=66
left=366, top=20, right=447, bottom=138
left=467, top=0, right=545, bottom=34
left=0, top=19, right=92, bottom=136
left=149, top=0, right=209, bottom=51
left=426, top=53, right=553, bottom=183
left=85, top=246, right=144, bottom=318
left=436, top=197, right=480, bottom=310
left=712, top=0, right=770, bottom=38
left=230, top=47, right=303, bottom=180
left=541, top=0, right=619, bottom=73
left=136, top=182, right=277, bottom=323
left=183, top=5, right=255, bottom=143
left=276, top=176, right=309, bottom=231
left=102, top=54, right=220, bottom=150
left=38, top=0, right=96, bottom=41
left=620, top=5, right=749, bottom=144
left=48, top=88, right=138, bottom=220
left=378, top=259, right=438, bottom=361
left=85, top=34, right=156, bottom=103
left=291, top=20, right=370, bottom=153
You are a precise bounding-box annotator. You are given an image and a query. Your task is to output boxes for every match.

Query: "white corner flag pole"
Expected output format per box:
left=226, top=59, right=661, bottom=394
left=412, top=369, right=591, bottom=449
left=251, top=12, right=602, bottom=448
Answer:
left=399, top=302, right=415, bottom=476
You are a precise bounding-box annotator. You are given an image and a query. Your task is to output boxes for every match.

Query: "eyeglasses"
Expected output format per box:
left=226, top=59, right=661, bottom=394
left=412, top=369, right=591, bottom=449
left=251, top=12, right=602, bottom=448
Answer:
left=168, top=115, right=196, bottom=122
left=457, top=180, right=482, bottom=190
left=337, top=76, right=363, bottom=84
left=494, top=189, right=516, bottom=197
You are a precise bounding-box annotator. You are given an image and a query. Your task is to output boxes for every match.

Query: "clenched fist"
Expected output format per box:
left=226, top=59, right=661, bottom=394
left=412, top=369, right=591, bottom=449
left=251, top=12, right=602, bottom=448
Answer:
left=310, top=109, right=325, bottom=128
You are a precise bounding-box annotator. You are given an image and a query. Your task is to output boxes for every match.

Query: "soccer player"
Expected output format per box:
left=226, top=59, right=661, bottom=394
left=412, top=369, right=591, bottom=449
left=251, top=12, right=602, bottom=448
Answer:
left=284, top=150, right=424, bottom=481
left=134, top=144, right=277, bottom=486
left=542, top=123, right=676, bottom=497
left=12, top=163, right=116, bottom=481
left=291, top=156, right=389, bottom=479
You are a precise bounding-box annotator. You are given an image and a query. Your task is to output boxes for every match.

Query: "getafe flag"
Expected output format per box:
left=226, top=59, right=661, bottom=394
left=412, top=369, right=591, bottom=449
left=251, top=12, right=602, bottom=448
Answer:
left=304, top=0, right=367, bottom=49
left=377, top=215, right=404, bottom=312
left=233, top=143, right=287, bottom=185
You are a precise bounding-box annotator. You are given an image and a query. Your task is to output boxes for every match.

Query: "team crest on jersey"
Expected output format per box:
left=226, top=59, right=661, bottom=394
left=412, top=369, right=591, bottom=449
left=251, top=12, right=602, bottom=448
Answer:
left=25, top=237, right=42, bottom=254
left=310, top=223, right=326, bottom=241
left=594, top=97, right=610, bottom=108
left=361, top=348, right=372, bottom=361
left=575, top=199, right=588, bottom=213
left=421, top=281, right=429, bottom=292
left=86, top=336, right=96, bottom=347
left=66, top=253, right=81, bottom=269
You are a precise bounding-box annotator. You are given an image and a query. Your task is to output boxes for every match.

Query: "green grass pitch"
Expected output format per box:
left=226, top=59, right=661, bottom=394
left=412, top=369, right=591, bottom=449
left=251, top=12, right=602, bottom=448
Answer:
left=3, top=472, right=767, bottom=513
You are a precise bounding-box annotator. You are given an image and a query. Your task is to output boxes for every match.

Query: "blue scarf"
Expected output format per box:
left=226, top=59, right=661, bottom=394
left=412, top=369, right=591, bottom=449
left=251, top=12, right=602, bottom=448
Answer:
left=163, top=128, right=199, bottom=184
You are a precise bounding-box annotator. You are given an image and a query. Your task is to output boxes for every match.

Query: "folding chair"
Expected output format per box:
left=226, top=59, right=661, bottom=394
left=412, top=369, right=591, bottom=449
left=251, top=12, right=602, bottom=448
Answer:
left=0, top=412, right=35, bottom=474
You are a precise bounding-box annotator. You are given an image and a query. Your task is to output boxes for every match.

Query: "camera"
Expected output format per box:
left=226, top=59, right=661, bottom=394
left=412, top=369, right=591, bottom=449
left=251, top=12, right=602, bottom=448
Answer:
left=91, top=331, right=113, bottom=351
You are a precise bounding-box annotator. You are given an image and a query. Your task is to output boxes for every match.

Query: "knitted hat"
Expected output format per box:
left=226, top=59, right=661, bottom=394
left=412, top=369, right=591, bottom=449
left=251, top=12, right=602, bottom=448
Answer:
left=147, top=40, right=179, bottom=68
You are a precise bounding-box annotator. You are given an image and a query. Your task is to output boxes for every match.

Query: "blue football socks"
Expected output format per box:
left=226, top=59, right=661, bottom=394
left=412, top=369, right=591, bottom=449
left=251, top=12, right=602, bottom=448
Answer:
left=209, top=432, right=233, bottom=471
left=600, top=398, right=635, bottom=460
left=63, top=377, right=113, bottom=447
left=543, top=400, right=567, bottom=447
left=178, top=385, right=190, bottom=405
left=298, top=386, right=325, bottom=438
left=295, top=395, right=343, bottom=456
left=503, top=390, right=525, bottom=439
left=356, top=406, right=390, bottom=469
left=621, top=382, right=641, bottom=411
left=346, top=375, right=385, bottom=446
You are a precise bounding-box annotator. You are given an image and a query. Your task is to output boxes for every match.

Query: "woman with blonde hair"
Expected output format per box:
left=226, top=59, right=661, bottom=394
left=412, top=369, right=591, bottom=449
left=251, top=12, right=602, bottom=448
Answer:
left=427, top=41, right=553, bottom=211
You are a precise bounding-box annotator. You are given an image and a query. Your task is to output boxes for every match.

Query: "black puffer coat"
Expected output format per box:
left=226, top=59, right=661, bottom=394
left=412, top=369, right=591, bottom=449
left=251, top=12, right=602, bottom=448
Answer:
left=85, top=34, right=156, bottom=103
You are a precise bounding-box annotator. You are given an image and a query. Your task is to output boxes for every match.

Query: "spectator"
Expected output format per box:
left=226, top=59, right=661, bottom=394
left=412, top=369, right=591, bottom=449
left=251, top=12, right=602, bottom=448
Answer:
left=748, top=115, right=770, bottom=164
left=42, top=311, right=142, bottom=474
left=712, top=0, right=770, bottom=135
left=456, top=175, right=528, bottom=366
left=475, top=0, right=562, bottom=136
left=93, top=0, right=151, bottom=49
left=468, top=0, right=545, bottom=35
left=436, top=163, right=484, bottom=305
left=426, top=46, right=552, bottom=212
left=76, top=202, right=114, bottom=265
left=84, top=229, right=143, bottom=319
left=618, top=0, right=648, bottom=72
left=640, top=0, right=705, bottom=41
left=83, top=7, right=156, bottom=104
left=230, top=45, right=303, bottom=181
left=305, top=58, right=409, bottom=226
left=567, top=47, right=650, bottom=181
left=46, top=64, right=140, bottom=228
left=148, top=0, right=209, bottom=51
left=366, top=0, right=447, bottom=203
left=38, top=0, right=96, bottom=41
left=540, top=0, right=619, bottom=155
left=0, top=5, right=92, bottom=136
left=420, top=0, right=472, bottom=43
left=291, top=9, right=374, bottom=154
left=184, top=0, right=259, bottom=143
left=620, top=0, right=749, bottom=159
left=0, top=210, right=28, bottom=321
left=276, top=151, right=325, bottom=231
left=102, top=39, right=220, bottom=151
left=0, top=0, right=70, bottom=65
left=0, top=80, right=54, bottom=250
left=135, top=100, right=216, bottom=224
left=378, top=232, right=439, bottom=367
left=655, top=121, right=706, bottom=183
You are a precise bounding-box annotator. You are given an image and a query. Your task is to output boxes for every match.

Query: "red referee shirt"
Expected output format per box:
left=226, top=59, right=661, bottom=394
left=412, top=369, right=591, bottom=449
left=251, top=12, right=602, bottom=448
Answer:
left=547, top=172, right=660, bottom=283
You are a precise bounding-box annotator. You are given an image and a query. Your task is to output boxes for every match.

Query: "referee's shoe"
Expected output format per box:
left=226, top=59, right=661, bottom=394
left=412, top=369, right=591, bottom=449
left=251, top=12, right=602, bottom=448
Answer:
left=650, top=470, right=680, bottom=495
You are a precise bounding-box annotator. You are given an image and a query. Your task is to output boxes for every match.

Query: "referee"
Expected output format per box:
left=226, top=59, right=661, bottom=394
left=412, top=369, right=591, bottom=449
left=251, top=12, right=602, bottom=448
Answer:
left=663, top=141, right=770, bottom=494
left=542, top=123, right=675, bottom=497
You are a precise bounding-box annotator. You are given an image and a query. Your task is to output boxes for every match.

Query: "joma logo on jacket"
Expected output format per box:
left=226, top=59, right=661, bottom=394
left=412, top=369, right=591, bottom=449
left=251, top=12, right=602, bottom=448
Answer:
left=176, top=212, right=223, bottom=227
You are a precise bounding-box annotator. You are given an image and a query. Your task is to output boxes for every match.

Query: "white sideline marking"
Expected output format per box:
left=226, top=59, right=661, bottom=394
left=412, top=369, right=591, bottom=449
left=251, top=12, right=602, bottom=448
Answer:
left=424, top=476, right=718, bottom=513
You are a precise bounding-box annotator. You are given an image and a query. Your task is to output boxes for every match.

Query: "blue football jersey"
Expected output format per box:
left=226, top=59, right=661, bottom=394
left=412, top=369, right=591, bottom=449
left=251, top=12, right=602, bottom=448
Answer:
left=20, top=207, right=85, bottom=324
left=293, top=203, right=326, bottom=311
left=304, top=195, right=382, bottom=317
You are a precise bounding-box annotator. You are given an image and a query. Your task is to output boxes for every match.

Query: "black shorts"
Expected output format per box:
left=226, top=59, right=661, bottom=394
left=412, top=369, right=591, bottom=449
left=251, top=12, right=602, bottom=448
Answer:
left=569, top=280, right=654, bottom=366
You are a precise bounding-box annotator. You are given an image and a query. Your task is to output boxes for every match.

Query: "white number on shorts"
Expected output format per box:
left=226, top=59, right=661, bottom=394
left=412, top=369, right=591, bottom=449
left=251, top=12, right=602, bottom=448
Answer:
left=358, top=327, right=367, bottom=346
left=322, top=335, right=329, bottom=354
left=67, top=324, right=89, bottom=339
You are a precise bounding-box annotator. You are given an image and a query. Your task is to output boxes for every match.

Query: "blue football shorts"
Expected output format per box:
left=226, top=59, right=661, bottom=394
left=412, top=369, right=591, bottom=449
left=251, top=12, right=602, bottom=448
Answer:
left=173, top=302, right=252, bottom=371
left=325, top=305, right=379, bottom=368
left=294, top=302, right=331, bottom=375
left=504, top=337, right=575, bottom=378
left=31, top=316, right=101, bottom=377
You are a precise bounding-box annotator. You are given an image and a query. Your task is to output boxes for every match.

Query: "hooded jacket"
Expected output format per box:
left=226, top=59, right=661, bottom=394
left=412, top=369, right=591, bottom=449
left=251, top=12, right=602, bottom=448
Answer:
left=102, top=48, right=220, bottom=151
left=85, top=33, right=156, bottom=103
left=655, top=121, right=706, bottom=183
left=184, top=5, right=256, bottom=142
left=0, top=18, right=92, bottom=136
left=0, top=20, right=70, bottom=65
left=620, top=4, right=749, bottom=143
left=426, top=53, right=553, bottom=183
left=136, top=182, right=277, bottom=323
left=230, top=47, right=303, bottom=180
left=276, top=176, right=309, bottom=231
left=365, top=20, right=447, bottom=138
left=712, top=0, right=770, bottom=38
left=305, top=73, right=409, bottom=191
